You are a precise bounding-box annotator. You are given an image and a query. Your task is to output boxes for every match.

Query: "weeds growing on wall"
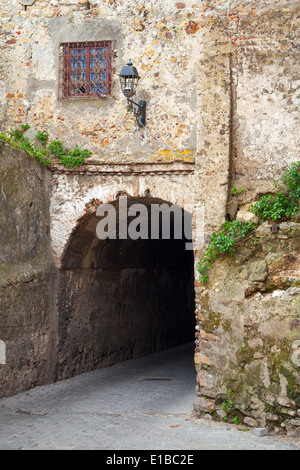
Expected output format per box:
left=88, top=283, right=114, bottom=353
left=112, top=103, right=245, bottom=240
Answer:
left=198, top=162, right=300, bottom=284
left=48, top=140, right=92, bottom=168
left=197, top=221, right=257, bottom=284
left=0, top=124, right=92, bottom=168
left=250, top=162, right=300, bottom=222
left=0, top=129, right=53, bottom=167
left=35, top=130, right=49, bottom=145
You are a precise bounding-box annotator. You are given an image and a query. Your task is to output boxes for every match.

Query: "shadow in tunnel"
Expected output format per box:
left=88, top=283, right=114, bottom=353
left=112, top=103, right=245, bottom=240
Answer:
left=56, top=197, right=195, bottom=382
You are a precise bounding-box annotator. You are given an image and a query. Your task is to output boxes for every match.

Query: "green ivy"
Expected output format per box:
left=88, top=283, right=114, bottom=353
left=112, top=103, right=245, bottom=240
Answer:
left=233, top=416, right=240, bottom=425
left=48, top=140, right=92, bottom=168
left=250, top=162, right=300, bottom=222
left=20, top=123, right=30, bottom=132
left=11, top=129, right=24, bottom=140
left=35, top=130, right=49, bottom=145
left=197, top=220, right=257, bottom=284
left=0, top=128, right=52, bottom=167
left=231, top=186, right=246, bottom=196
left=278, top=161, right=300, bottom=200
left=48, top=139, right=65, bottom=159
left=0, top=125, right=93, bottom=169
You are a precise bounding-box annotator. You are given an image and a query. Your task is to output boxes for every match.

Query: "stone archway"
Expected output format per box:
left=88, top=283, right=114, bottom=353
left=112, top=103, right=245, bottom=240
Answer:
left=56, top=196, right=195, bottom=381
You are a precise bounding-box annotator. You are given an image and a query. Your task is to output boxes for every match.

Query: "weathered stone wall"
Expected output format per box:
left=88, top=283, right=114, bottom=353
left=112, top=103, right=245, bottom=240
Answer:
left=0, top=143, right=56, bottom=397
left=49, top=162, right=195, bottom=264
left=0, top=145, right=196, bottom=396
left=0, top=0, right=299, bottom=432
left=1, top=0, right=299, bottom=237
left=194, top=223, right=300, bottom=435
left=229, top=3, right=300, bottom=205
left=0, top=0, right=200, bottom=158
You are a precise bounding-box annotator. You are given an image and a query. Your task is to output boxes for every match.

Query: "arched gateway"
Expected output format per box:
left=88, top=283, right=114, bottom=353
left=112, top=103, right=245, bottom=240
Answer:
left=56, top=195, right=195, bottom=381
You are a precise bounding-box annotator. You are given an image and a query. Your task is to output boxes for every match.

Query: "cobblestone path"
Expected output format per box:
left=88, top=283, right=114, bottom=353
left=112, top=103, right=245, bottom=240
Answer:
left=0, top=343, right=298, bottom=451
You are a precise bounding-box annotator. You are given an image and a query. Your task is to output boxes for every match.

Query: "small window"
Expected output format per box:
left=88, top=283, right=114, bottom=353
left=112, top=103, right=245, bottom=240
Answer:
left=59, top=41, right=113, bottom=99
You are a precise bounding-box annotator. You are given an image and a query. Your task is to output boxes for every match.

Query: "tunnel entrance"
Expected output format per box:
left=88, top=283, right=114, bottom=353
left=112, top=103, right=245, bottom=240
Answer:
left=56, top=197, right=195, bottom=381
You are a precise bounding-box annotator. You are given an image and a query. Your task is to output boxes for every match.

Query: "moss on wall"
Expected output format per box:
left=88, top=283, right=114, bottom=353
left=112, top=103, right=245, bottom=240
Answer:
left=194, top=222, right=300, bottom=435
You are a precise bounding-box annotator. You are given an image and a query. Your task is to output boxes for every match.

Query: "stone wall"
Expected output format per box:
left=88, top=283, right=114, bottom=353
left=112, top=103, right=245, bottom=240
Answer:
left=0, top=0, right=200, bottom=158
left=49, top=161, right=196, bottom=265
left=194, top=222, right=300, bottom=436
left=1, top=1, right=299, bottom=235
left=0, top=143, right=197, bottom=395
left=0, top=143, right=56, bottom=397
left=0, top=0, right=299, bottom=432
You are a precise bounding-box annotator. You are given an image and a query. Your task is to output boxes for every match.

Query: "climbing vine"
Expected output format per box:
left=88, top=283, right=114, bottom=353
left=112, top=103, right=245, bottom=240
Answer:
left=197, top=221, right=257, bottom=284
left=198, top=162, right=300, bottom=284
left=250, top=162, right=300, bottom=222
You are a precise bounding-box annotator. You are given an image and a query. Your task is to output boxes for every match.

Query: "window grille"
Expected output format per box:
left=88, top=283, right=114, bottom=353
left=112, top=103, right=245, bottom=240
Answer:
left=58, top=41, right=113, bottom=99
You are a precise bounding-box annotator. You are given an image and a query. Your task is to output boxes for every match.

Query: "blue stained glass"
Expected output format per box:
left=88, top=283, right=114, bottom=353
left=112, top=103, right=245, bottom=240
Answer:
left=70, top=48, right=87, bottom=95
left=91, top=48, right=106, bottom=68
left=71, top=49, right=87, bottom=70
left=90, top=47, right=107, bottom=94
left=67, top=44, right=109, bottom=96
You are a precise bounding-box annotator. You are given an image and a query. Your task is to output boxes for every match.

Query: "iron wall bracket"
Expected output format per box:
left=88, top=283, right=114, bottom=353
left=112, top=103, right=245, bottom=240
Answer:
left=127, top=99, right=147, bottom=128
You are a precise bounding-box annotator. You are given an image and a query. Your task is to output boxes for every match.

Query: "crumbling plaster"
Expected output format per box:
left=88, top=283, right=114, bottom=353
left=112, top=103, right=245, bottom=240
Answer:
left=1, top=0, right=299, bottom=231
left=0, top=0, right=202, bottom=157
left=50, top=165, right=196, bottom=265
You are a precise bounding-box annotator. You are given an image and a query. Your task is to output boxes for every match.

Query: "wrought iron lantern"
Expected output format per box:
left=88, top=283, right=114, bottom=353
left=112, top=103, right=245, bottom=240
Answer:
left=119, top=60, right=146, bottom=127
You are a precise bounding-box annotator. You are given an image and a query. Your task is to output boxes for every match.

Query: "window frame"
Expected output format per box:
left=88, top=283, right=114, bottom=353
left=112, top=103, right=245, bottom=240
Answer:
left=58, top=40, right=113, bottom=100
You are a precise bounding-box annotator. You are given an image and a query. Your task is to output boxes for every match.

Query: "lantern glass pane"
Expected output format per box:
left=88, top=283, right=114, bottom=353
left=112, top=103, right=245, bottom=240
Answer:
left=120, top=76, right=139, bottom=98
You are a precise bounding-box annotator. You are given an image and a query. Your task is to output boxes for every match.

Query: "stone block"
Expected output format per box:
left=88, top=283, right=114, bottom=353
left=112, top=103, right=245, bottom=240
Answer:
left=265, top=253, right=285, bottom=271
left=256, top=224, right=272, bottom=234
left=266, top=413, right=279, bottom=422
left=244, top=417, right=257, bottom=427
left=197, top=370, right=215, bottom=389
left=199, top=387, right=217, bottom=399
left=290, top=419, right=300, bottom=426
left=253, top=428, right=268, bottom=437
left=199, top=329, right=219, bottom=341
left=236, top=210, right=258, bottom=224
left=248, top=338, right=263, bottom=349
left=194, top=353, right=212, bottom=366
left=193, top=395, right=216, bottom=413
left=227, top=200, right=238, bottom=220
left=248, top=260, right=268, bottom=282
left=216, top=408, right=227, bottom=419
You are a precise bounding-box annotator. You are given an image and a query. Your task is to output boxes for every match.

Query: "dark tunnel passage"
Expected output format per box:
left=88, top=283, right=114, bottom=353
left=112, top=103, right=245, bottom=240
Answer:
left=56, top=197, right=195, bottom=381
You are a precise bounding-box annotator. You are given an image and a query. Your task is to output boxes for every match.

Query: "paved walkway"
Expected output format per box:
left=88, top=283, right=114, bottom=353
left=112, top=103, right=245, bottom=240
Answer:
left=0, top=343, right=299, bottom=451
